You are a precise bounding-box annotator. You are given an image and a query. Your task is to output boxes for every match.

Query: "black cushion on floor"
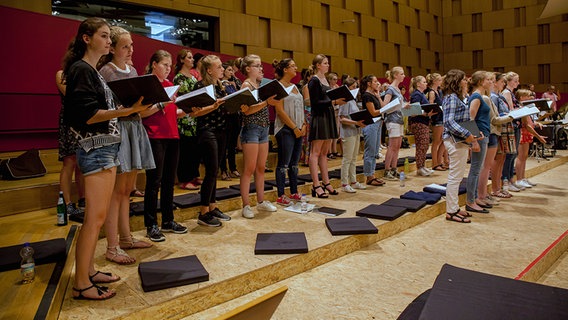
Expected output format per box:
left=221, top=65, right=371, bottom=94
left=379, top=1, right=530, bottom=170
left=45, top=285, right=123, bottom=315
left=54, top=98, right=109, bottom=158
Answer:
left=325, top=217, right=378, bottom=235
left=138, top=255, right=209, bottom=292
left=297, top=173, right=321, bottom=182
left=229, top=182, right=274, bottom=193
left=397, top=289, right=431, bottom=320
left=400, top=191, right=442, bottom=205
left=407, top=156, right=416, bottom=163
left=0, top=238, right=67, bottom=272
left=328, top=169, right=341, bottom=179
left=254, top=232, right=308, bottom=254
left=397, top=158, right=406, bottom=166
left=356, top=204, right=408, bottom=221
left=375, top=162, right=386, bottom=170
left=382, top=198, right=427, bottom=212
left=130, top=200, right=173, bottom=215
left=420, top=264, right=568, bottom=320
left=355, top=165, right=364, bottom=174
left=426, top=153, right=432, bottom=159
left=264, top=179, right=305, bottom=187
left=173, top=193, right=201, bottom=208
left=214, top=187, right=242, bottom=200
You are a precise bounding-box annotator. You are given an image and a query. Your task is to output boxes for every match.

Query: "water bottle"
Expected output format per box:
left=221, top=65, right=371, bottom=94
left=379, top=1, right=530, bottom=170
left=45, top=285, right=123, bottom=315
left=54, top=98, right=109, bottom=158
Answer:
left=404, top=157, right=410, bottom=175
left=399, top=172, right=406, bottom=187
left=20, top=243, right=35, bottom=284
left=503, top=178, right=509, bottom=193
left=57, top=191, right=67, bottom=226
left=300, top=194, right=308, bottom=214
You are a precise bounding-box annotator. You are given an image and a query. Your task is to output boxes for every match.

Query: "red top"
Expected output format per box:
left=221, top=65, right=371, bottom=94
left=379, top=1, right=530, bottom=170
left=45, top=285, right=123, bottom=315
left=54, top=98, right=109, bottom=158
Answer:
left=142, top=79, right=179, bottom=139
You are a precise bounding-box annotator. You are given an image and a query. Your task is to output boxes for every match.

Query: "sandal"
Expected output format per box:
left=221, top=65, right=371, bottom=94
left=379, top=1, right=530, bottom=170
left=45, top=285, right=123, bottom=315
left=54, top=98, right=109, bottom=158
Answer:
left=445, top=210, right=471, bottom=223
left=491, top=191, right=512, bottom=199
left=432, top=164, right=446, bottom=171
left=179, top=182, right=199, bottom=190
left=73, top=283, right=116, bottom=300
left=89, top=270, right=121, bottom=284
left=366, top=177, right=385, bottom=186
left=323, top=183, right=339, bottom=195
left=220, top=171, right=231, bottom=181
left=191, top=177, right=203, bottom=185
left=119, top=235, right=153, bottom=249
left=129, top=189, right=144, bottom=197
left=311, top=185, right=329, bottom=198
left=106, top=247, right=136, bottom=265
left=230, top=170, right=241, bottom=178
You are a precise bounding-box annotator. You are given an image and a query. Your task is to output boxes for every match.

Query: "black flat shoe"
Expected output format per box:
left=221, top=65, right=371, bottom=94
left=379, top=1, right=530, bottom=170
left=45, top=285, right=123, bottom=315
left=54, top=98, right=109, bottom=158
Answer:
left=465, top=205, right=489, bottom=214
left=477, top=202, right=493, bottom=209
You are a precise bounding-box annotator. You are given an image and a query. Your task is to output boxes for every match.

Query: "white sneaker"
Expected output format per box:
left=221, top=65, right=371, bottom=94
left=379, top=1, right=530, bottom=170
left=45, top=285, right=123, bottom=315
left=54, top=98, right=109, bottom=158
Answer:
left=508, top=184, right=521, bottom=192
left=257, top=200, right=277, bottom=212
left=425, top=167, right=434, bottom=174
left=517, top=180, right=532, bottom=188
left=242, top=205, right=254, bottom=219
left=417, top=167, right=432, bottom=176
left=523, top=179, right=536, bottom=187
left=513, top=182, right=526, bottom=190
left=351, top=182, right=367, bottom=190
left=342, top=185, right=356, bottom=193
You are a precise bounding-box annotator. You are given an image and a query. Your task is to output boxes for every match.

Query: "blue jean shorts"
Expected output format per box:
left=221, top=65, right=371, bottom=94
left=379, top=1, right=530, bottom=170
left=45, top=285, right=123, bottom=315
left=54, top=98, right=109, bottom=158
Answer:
left=76, top=143, right=120, bottom=176
left=488, top=133, right=499, bottom=148
left=240, top=123, right=269, bottom=144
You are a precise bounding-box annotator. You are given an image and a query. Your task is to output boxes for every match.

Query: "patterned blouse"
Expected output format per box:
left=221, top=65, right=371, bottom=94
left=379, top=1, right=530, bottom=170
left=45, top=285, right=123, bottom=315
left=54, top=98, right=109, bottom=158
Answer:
left=242, top=80, right=269, bottom=128
left=173, top=72, right=198, bottom=137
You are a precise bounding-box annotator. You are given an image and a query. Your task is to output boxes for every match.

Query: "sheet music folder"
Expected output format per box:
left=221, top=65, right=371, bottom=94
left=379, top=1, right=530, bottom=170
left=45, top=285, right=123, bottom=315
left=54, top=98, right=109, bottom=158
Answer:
left=107, top=74, right=176, bottom=106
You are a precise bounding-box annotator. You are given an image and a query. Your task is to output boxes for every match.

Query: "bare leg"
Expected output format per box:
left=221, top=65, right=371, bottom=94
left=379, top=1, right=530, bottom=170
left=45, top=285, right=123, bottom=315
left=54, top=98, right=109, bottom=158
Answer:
left=254, top=142, right=269, bottom=203
left=241, top=143, right=259, bottom=207
left=478, top=146, right=497, bottom=200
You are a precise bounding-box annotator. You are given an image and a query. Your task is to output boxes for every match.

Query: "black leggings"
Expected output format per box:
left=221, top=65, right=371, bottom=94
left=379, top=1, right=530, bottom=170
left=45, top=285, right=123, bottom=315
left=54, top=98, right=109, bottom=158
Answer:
left=198, top=128, right=225, bottom=206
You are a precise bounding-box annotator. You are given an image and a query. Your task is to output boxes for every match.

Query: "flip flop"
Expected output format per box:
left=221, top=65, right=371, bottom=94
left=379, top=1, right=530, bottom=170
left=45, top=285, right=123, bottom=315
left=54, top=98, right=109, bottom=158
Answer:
left=432, top=165, right=446, bottom=171
left=89, top=271, right=121, bottom=284
left=73, top=284, right=115, bottom=300
left=366, top=178, right=385, bottom=186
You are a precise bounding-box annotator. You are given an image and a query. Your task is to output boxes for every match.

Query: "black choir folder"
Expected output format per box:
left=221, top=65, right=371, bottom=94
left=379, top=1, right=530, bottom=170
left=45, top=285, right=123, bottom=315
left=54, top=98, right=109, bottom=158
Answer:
left=257, top=79, right=295, bottom=101
left=349, top=109, right=377, bottom=125
left=521, top=98, right=552, bottom=111
left=138, top=255, right=209, bottom=292
left=420, top=103, right=441, bottom=114
left=325, top=217, right=378, bottom=235
left=451, top=120, right=481, bottom=144
left=222, top=87, right=259, bottom=113
left=254, top=232, right=308, bottom=254
left=107, top=74, right=178, bottom=106
left=326, top=85, right=359, bottom=102
left=417, top=264, right=568, bottom=320
left=175, top=84, right=216, bottom=112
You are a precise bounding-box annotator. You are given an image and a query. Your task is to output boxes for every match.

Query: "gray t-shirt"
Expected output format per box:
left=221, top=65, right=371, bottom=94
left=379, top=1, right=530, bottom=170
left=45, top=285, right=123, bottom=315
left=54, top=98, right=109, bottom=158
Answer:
left=338, top=100, right=361, bottom=139
left=384, top=85, right=404, bottom=125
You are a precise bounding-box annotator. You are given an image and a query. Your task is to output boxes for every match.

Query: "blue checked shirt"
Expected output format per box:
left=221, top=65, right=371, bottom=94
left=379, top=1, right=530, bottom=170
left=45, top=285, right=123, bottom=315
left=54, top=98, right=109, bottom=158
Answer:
left=442, top=93, right=471, bottom=141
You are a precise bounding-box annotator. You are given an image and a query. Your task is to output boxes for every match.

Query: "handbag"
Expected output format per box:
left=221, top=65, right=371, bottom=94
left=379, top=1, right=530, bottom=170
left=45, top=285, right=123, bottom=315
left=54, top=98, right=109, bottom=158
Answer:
left=1, top=149, right=47, bottom=179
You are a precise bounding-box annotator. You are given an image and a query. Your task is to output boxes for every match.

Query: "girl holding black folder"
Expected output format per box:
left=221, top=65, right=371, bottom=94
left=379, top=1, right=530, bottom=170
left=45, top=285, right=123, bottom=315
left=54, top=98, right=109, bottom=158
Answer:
left=98, top=26, right=155, bottom=263
left=307, top=54, right=346, bottom=197
left=360, top=75, right=385, bottom=187
left=63, top=17, right=151, bottom=300
left=237, top=54, right=279, bottom=218
left=188, top=55, right=232, bottom=227
left=140, top=50, right=188, bottom=241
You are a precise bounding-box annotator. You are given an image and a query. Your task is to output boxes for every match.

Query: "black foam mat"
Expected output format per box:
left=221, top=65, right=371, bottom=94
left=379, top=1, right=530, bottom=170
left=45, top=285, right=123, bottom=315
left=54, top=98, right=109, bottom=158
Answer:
left=254, top=232, right=308, bottom=254
left=130, top=200, right=173, bottom=215
left=0, top=238, right=67, bottom=272
left=420, top=264, right=568, bottom=320
left=356, top=204, right=407, bottom=221
left=229, top=182, right=274, bottom=193
left=400, top=191, right=442, bottom=205
left=375, top=162, right=386, bottom=170
left=172, top=193, right=201, bottom=208
left=382, top=198, right=427, bottom=212
left=325, top=217, right=378, bottom=235
left=138, top=255, right=209, bottom=292
left=397, top=289, right=431, bottom=320
left=264, top=179, right=305, bottom=187
left=297, top=174, right=320, bottom=182
left=328, top=169, right=341, bottom=179
left=214, top=187, right=242, bottom=200
left=355, top=165, right=364, bottom=174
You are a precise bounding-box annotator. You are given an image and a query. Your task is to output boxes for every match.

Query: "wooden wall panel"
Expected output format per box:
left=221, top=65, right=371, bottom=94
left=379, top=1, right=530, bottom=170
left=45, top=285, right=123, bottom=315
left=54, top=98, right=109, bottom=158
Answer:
left=431, top=33, right=443, bottom=52
left=400, top=45, right=419, bottom=67
left=462, top=31, right=493, bottom=51
left=346, top=35, right=370, bottom=60
left=503, top=26, right=538, bottom=47
left=312, top=28, right=340, bottom=54
left=398, top=4, right=418, bottom=28
left=346, top=0, right=372, bottom=15
left=550, top=63, right=568, bottom=86
left=374, top=0, right=394, bottom=21
left=361, top=14, right=381, bottom=39
left=361, top=60, right=383, bottom=77
left=271, top=20, right=304, bottom=52
left=300, top=0, right=323, bottom=28
left=443, top=15, right=472, bottom=34
left=246, top=46, right=282, bottom=62
left=482, top=9, right=516, bottom=31
left=1, top=0, right=50, bottom=14
left=503, top=0, right=538, bottom=9
left=420, top=11, right=437, bottom=33
left=526, top=43, right=562, bottom=65
left=376, top=41, right=396, bottom=65
left=328, top=56, right=356, bottom=78
left=388, top=21, right=408, bottom=45
left=409, top=0, right=427, bottom=11
left=444, top=52, right=473, bottom=71
left=429, top=0, right=442, bottom=16
left=421, top=50, right=436, bottom=68
left=188, top=0, right=241, bottom=11
left=441, top=0, right=453, bottom=17
left=550, top=22, right=568, bottom=43
left=291, top=52, right=315, bottom=72
left=483, top=48, right=516, bottom=68
left=330, top=6, right=357, bottom=35
left=219, top=11, right=260, bottom=45
left=411, top=28, right=428, bottom=48
left=245, top=0, right=284, bottom=20
left=461, top=0, right=491, bottom=15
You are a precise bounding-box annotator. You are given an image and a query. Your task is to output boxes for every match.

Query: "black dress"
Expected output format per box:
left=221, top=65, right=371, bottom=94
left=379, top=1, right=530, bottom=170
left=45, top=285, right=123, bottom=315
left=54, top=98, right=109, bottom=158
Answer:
left=308, top=76, right=338, bottom=141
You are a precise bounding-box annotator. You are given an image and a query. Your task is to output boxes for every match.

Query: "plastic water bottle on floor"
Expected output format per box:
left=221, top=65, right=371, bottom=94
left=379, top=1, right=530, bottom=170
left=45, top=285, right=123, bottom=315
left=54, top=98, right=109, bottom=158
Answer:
left=399, top=172, right=406, bottom=187
left=300, top=194, right=308, bottom=214
left=20, top=243, right=35, bottom=284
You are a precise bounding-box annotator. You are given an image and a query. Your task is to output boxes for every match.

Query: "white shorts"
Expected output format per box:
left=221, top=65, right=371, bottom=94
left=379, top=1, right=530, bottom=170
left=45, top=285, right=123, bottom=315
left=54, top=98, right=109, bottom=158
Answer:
left=386, top=123, right=404, bottom=138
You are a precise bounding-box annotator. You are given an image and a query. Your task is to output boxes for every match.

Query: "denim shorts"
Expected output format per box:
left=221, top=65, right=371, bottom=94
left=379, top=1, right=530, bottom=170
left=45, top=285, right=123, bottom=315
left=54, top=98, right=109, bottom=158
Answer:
left=240, top=123, right=269, bottom=144
left=76, top=143, right=120, bottom=176
left=386, top=122, right=404, bottom=138
left=488, top=133, right=499, bottom=148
